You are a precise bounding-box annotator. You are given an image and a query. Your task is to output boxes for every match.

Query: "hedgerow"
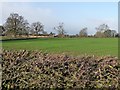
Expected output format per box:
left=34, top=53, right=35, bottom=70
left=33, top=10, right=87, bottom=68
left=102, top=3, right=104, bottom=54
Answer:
left=2, top=50, right=120, bottom=89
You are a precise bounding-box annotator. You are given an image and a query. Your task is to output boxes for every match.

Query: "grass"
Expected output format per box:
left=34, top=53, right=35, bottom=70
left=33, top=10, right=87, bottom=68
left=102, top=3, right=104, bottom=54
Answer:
left=2, top=37, right=118, bottom=57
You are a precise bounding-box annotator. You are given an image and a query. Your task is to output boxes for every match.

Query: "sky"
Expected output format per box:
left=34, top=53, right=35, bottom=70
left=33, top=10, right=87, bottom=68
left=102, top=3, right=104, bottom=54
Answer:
left=0, top=2, right=118, bottom=35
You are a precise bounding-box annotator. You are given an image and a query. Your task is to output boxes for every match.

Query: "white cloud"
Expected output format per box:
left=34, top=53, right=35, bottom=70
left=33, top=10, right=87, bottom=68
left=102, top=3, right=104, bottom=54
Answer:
left=2, top=3, right=54, bottom=23
left=2, top=3, right=60, bottom=33
left=87, top=18, right=118, bottom=33
left=62, top=17, right=118, bottom=35
left=1, top=2, right=118, bottom=35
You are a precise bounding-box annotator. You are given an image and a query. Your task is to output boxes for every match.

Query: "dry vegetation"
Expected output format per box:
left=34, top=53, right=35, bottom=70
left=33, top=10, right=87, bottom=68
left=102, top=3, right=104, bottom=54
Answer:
left=2, top=50, right=120, bottom=89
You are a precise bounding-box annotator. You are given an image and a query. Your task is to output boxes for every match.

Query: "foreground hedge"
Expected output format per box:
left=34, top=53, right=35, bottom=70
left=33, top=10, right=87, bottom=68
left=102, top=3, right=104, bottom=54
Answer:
left=2, top=50, right=120, bottom=89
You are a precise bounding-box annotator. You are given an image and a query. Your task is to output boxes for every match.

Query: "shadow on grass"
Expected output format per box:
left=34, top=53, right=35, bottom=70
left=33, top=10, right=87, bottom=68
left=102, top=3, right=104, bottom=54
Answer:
left=1, top=38, right=39, bottom=42
left=1, top=37, right=65, bottom=42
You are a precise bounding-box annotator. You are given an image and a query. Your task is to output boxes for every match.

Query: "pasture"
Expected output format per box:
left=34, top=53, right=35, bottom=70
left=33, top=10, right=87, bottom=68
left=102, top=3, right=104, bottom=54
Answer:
left=2, top=38, right=118, bottom=56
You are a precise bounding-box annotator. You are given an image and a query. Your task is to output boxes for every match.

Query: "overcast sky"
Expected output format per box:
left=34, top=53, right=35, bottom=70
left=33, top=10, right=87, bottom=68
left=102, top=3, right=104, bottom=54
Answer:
left=1, top=2, right=118, bottom=35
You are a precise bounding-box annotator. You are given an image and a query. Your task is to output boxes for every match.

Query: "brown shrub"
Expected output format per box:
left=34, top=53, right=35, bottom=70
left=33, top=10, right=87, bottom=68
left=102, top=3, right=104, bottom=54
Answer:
left=2, top=50, right=120, bottom=89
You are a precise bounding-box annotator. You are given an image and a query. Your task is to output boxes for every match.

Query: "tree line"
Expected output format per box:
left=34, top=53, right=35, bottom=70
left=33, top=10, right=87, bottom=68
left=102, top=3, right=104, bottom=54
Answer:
left=0, top=13, right=119, bottom=38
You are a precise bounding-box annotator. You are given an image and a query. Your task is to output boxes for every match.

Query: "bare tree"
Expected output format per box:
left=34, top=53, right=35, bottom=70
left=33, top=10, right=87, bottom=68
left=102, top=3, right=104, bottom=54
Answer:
left=31, top=22, right=44, bottom=35
left=79, top=27, right=88, bottom=37
left=4, top=13, right=29, bottom=37
left=54, top=22, right=66, bottom=37
left=0, top=26, right=6, bottom=36
left=96, top=24, right=109, bottom=32
left=95, top=24, right=110, bottom=37
left=104, top=30, right=112, bottom=37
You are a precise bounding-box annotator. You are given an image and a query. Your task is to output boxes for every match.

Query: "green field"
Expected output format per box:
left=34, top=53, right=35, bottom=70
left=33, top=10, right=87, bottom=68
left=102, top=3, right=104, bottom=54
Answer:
left=2, top=38, right=118, bottom=56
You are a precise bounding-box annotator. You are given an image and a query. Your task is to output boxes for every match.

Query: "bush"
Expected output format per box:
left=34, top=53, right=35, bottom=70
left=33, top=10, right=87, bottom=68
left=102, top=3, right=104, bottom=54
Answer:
left=2, top=50, right=120, bottom=89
